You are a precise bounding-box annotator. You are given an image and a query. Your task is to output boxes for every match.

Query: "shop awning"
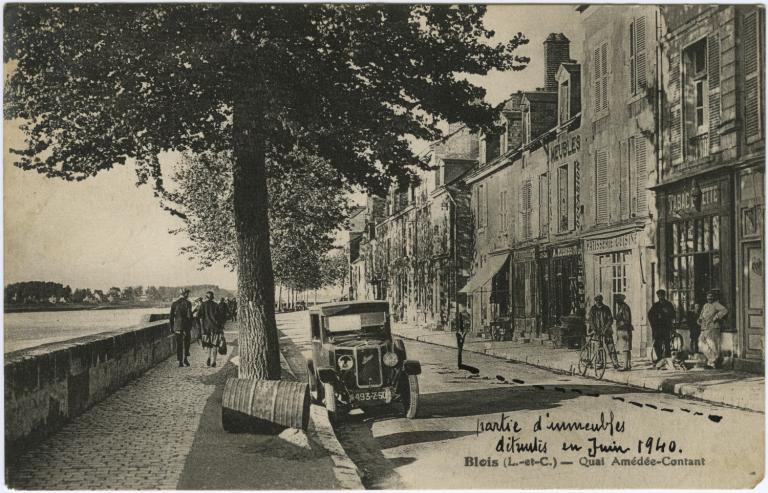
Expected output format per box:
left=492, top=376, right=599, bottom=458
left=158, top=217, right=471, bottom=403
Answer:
left=458, top=253, right=509, bottom=294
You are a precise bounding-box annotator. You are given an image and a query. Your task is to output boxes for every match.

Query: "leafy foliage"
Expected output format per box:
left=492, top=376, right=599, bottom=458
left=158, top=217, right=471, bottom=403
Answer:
left=171, top=150, right=353, bottom=288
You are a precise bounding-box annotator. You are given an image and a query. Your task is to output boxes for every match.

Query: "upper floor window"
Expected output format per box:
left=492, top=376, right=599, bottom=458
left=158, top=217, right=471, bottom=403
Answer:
left=522, top=105, right=532, bottom=144
left=557, top=164, right=570, bottom=232
left=521, top=179, right=533, bottom=239
left=593, top=42, right=609, bottom=114
left=683, top=38, right=709, bottom=159
left=629, top=16, right=647, bottom=96
left=477, top=184, right=487, bottom=229
left=499, top=190, right=509, bottom=233
left=539, top=173, right=549, bottom=237
left=595, top=149, right=609, bottom=224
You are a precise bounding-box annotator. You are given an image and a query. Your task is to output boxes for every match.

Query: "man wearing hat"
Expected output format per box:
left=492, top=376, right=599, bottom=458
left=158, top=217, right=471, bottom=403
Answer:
left=648, top=289, right=676, bottom=364
left=169, top=288, right=193, bottom=367
left=614, top=294, right=633, bottom=370
left=588, top=294, right=620, bottom=369
left=698, top=290, right=728, bottom=368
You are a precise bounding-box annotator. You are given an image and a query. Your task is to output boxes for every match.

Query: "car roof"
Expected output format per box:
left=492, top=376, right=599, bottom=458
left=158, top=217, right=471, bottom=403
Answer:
left=310, top=300, right=389, bottom=316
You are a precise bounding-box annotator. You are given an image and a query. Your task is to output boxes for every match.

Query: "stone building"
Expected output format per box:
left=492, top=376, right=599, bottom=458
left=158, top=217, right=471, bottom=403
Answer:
left=655, top=5, right=764, bottom=370
left=355, top=126, right=478, bottom=330
left=578, top=5, right=661, bottom=355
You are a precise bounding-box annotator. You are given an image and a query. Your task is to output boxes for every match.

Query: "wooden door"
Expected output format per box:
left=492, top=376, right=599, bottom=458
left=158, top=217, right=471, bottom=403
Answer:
left=741, top=241, right=764, bottom=360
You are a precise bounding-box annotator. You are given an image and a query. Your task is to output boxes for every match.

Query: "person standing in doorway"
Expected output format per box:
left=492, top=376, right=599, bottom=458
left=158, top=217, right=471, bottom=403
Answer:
left=614, top=294, right=633, bottom=371
left=169, top=288, right=193, bottom=368
left=685, top=302, right=702, bottom=354
left=588, top=295, right=620, bottom=370
left=199, top=291, right=224, bottom=367
left=698, top=291, right=728, bottom=368
left=648, top=289, right=676, bottom=364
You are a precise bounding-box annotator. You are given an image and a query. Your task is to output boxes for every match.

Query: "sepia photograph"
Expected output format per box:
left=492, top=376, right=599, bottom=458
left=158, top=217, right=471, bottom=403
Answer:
left=3, top=3, right=766, bottom=490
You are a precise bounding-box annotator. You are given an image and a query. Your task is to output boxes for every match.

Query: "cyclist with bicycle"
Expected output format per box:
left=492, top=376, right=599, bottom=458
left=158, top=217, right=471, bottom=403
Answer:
left=587, top=294, right=621, bottom=370
left=648, top=289, right=676, bottom=365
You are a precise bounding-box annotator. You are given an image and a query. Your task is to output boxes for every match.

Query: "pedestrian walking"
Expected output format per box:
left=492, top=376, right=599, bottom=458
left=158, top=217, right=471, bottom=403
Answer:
left=648, top=289, right=676, bottom=364
left=169, top=288, right=193, bottom=368
left=588, top=295, right=620, bottom=369
left=614, top=294, right=633, bottom=371
left=455, top=308, right=478, bottom=374
left=685, top=302, right=702, bottom=354
left=199, top=291, right=225, bottom=367
left=218, top=297, right=230, bottom=324
left=698, top=291, right=728, bottom=368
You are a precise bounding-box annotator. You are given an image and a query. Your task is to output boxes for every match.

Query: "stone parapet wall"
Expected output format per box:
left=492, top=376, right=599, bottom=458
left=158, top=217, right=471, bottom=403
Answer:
left=4, top=317, right=197, bottom=463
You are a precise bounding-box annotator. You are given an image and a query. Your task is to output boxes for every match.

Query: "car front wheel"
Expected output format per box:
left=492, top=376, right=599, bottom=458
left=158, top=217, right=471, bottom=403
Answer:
left=323, top=382, right=339, bottom=424
left=400, top=374, right=420, bottom=419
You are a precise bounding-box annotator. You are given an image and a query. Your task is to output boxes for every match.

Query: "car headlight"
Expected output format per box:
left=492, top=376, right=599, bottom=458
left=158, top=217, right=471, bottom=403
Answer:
left=338, top=355, right=354, bottom=371
left=383, top=351, right=399, bottom=367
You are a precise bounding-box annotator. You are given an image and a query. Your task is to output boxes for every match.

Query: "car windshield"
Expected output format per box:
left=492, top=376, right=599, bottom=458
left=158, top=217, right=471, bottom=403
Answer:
left=326, top=312, right=387, bottom=334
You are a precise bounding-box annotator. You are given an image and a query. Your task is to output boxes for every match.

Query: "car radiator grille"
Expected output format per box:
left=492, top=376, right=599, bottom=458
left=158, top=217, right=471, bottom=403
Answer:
left=356, top=347, right=383, bottom=387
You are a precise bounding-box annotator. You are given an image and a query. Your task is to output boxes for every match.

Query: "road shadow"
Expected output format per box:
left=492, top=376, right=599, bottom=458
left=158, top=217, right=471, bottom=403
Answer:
left=375, top=430, right=476, bottom=450
left=417, top=384, right=641, bottom=419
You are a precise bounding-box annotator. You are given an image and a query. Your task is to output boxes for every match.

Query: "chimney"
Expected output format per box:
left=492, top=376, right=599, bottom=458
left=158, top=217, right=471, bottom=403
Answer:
left=544, top=33, right=571, bottom=92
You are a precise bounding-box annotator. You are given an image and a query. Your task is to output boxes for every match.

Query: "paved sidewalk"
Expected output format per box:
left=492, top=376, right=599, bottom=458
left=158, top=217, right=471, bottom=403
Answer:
left=6, top=322, right=346, bottom=490
left=392, top=324, right=765, bottom=413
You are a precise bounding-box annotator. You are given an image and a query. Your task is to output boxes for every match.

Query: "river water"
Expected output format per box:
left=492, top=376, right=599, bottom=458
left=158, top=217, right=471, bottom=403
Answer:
left=4, top=307, right=169, bottom=353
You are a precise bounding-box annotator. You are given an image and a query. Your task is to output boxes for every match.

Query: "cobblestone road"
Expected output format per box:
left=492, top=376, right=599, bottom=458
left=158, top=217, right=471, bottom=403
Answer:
left=8, top=332, right=234, bottom=490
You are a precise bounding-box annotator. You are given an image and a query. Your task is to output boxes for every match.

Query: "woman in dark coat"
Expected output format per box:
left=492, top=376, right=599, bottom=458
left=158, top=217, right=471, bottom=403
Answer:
left=198, top=291, right=224, bottom=367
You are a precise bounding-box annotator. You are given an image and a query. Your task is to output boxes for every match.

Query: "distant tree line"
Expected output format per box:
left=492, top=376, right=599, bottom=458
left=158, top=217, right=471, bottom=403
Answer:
left=4, top=281, right=234, bottom=305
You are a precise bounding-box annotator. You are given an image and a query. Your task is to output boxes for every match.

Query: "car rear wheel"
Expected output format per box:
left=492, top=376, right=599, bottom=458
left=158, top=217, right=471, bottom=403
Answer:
left=323, top=382, right=339, bottom=424
left=400, top=374, right=420, bottom=419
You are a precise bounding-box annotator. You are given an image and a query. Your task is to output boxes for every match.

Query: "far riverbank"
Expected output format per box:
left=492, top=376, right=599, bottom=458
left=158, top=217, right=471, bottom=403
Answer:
left=4, top=302, right=170, bottom=314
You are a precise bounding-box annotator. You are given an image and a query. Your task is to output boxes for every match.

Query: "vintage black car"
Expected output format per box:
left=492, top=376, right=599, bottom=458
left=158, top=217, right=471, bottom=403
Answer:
left=306, top=300, right=421, bottom=422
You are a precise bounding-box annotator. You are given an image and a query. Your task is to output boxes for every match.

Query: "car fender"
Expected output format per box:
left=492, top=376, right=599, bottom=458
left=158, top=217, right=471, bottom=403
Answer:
left=403, top=360, right=421, bottom=375
left=317, top=367, right=338, bottom=384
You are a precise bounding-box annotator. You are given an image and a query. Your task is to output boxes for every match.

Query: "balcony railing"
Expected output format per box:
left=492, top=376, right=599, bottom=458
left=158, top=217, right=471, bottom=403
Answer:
left=687, top=133, right=709, bottom=160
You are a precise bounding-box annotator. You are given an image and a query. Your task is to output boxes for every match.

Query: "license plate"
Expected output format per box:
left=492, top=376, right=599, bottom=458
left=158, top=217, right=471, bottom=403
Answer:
left=353, top=390, right=387, bottom=402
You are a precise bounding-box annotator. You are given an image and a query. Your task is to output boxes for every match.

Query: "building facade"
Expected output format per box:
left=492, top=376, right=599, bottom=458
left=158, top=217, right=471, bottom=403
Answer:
left=656, top=5, right=765, bottom=369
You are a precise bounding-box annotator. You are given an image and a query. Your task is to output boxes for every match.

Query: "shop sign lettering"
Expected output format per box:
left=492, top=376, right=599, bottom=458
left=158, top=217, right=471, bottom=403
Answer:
left=667, top=184, right=720, bottom=214
left=548, top=134, right=581, bottom=164
left=585, top=232, right=638, bottom=253
left=552, top=245, right=579, bottom=258
left=513, top=248, right=536, bottom=262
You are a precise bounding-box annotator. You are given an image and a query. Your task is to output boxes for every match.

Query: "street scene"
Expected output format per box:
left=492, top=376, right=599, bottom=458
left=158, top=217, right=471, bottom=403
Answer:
left=4, top=3, right=766, bottom=491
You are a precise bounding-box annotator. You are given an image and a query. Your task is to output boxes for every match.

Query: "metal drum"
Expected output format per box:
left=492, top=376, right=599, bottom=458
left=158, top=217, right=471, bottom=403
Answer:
left=221, top=378, right=310, bottom=432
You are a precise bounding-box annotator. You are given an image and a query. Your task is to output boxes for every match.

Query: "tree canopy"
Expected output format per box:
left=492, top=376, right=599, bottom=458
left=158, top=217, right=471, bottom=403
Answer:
left=5, top=4, right=529, bottom=378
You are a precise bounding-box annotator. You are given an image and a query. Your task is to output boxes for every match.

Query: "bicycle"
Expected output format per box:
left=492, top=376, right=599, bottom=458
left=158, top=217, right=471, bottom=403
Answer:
left=577, top=333, right=615, bottom=379
left=650, top=325, right=685, bottom=362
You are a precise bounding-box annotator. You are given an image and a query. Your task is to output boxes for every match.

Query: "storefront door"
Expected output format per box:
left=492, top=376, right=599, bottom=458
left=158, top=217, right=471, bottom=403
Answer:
left=741, top=241, right=764, bottom=359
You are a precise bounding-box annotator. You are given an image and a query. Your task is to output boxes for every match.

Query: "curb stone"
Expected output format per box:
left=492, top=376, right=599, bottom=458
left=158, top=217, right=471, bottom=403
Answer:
left=278, top=342, right=365, bottom=489
left=395, top=330, right=763, bottom=413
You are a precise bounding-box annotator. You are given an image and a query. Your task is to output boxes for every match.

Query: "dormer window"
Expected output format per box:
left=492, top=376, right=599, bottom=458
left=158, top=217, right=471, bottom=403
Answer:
left=522, top=105, right=531, bottom=144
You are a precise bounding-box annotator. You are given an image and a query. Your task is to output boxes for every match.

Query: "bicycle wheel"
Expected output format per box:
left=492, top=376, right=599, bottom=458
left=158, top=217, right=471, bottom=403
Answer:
left=578, top=343, right=591, bottom=376
left=671, top=332, right=684, bottom=353
left=594, top=347, right=606, bottom=379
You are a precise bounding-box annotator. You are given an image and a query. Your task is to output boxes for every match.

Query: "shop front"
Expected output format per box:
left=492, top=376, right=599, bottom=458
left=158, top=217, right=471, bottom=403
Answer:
left=460, top=253, right=510, bottom=336
left=583, top=228, right=652, bottom=354
left=540, top=242, right=585, bottom=346
left=657, top=174, right=734, bottom=358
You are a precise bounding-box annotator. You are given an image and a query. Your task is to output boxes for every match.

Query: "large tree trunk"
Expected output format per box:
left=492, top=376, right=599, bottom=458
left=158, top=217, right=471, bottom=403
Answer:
left=232, top=99, right=281, bottom=380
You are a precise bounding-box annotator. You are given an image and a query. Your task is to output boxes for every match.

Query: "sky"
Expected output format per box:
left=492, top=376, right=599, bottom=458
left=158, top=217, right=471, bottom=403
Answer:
left=3, top=5, right=584, bottom=293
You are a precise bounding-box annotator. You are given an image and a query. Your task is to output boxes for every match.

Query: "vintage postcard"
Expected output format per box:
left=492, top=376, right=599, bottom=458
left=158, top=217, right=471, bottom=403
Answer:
left=3, top=3, right=765, bottom=490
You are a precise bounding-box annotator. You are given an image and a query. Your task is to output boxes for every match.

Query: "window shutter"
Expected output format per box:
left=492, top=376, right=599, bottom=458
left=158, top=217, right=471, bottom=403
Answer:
left=630, top=21, right=637, bottom=95
left=620, top=141, right=630, bottom=218
left=523, top=179, right=532, bottom=239
left=539, top=173, right=549, bottom=236
left=594, top=47, right=602, bottom=114
left=567, top=163, right=576, bottom=231
left=596, top=150, right=609, bottom=224
left=635, top=136, right=648, bottom=215
left=636, top=16, right=647, bottom=90
left=669, top=53, right=682, bottom=163
left=744, top=11, right=762, bottom=141
left=601, top=43, right=609, bottom=111
left=708, top=34, right=721, bottom=150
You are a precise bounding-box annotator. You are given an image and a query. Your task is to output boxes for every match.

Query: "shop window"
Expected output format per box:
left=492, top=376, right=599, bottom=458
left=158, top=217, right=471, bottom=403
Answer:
left=595, top=251, right=630, bottom=313
left=513, top=261, right=536, bottom=318
left=667, top=216, right=722, bottom=319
